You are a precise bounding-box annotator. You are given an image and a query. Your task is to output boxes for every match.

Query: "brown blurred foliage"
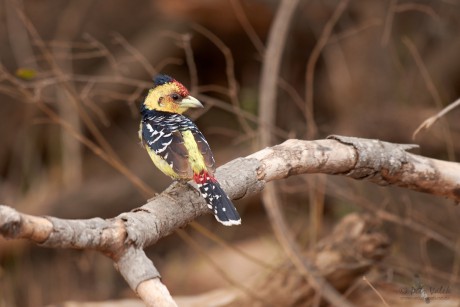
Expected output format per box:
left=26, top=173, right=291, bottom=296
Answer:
left=1, top=0, right=460, bottom=306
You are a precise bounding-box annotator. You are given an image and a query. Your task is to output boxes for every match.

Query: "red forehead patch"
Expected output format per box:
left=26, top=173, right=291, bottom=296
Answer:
left=172, top=80, right=190, bottom=97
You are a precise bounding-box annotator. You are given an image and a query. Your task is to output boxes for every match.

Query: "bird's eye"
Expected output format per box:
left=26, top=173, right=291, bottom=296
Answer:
left=170, top=93, right=180, bottom=101
left=158, top=97, right=164, bottom=106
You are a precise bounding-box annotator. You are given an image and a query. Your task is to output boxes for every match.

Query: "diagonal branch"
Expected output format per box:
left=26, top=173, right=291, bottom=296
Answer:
left=2, top=136, right=460, bottom=306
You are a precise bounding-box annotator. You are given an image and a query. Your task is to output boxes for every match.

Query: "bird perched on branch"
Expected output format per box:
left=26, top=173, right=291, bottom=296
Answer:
left=139, top=74, right=241, bottom=226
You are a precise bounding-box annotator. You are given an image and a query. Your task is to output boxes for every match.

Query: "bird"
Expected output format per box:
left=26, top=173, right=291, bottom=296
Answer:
left=139, top=74, right=241, bottom=226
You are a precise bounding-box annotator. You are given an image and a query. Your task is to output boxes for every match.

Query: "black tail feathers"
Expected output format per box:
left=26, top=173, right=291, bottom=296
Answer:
left=197, top=179, right=241, bottom=226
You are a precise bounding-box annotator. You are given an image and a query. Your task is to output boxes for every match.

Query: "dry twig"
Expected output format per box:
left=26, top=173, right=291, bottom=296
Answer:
left=304, top=0, right=349, bottom=139
left=403, top=37, right=456, bottom=160
left=413, top=97, right=460, bottom=139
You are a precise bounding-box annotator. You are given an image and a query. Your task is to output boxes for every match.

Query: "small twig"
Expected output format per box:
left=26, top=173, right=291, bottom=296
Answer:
left=413, top=97, right=460, bottom=139
left=190, top=222, right=274, bottom=270
left=328, top=18, right=383, bottom=44
left=4, top=0, right=38, bottom=70
left=192, top=23, right=254, bottom=136
left=197, top=94, right=289, bottom=140
left=403, top=37, right=456, bottom=160
left=330, top=182, right=460, bottom=255
left=229, top=0, right=265, bottom=55
left=111, top=32, right=157, bottom=77
left=178, top=33, right=199, bottom=94
left=305, top=0, right=349, bottom=139
left=277, top=77, right=306, bottom=117
left=362, top=276, right=390, bottom=307
left=394, top=3, right=441, bottom=20
left=402, top=38, right=442, bottom=109
left=176, top=229, right=271, bottom=306
left=84, top=33, right=122, bottom=76
left=381, top=0, right=397, bottom=46
left=258, top=0, right=298, bottom=146
left=230, top=0, right=310, bottom=124
left=80, top=81, right=112, bottom=126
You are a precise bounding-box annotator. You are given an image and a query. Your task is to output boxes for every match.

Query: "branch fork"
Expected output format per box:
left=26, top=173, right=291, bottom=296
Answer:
left=2, top=136, right=460, bottom=306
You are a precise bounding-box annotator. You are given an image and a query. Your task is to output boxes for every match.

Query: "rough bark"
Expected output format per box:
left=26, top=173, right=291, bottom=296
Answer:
left=1, top=136, right=460, bottom=306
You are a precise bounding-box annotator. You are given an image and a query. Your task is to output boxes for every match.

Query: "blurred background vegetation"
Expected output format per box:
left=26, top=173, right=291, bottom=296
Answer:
left=1, top=0, right=460, bottom=306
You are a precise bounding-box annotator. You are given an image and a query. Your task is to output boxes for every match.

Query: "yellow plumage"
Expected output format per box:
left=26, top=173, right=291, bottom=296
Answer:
left=140, top=74, right=241, bottom=226
left=145, top=145, right=180, bottom=179
left=182, top=130, right=207, bottom=174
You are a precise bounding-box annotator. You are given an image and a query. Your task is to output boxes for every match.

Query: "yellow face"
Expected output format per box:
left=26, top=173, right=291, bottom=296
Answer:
left=144, top=81, right=203, bottom=114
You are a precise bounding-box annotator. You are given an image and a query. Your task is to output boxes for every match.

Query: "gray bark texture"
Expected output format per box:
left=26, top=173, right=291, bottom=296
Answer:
left=1, top=136, right=459, bottom=306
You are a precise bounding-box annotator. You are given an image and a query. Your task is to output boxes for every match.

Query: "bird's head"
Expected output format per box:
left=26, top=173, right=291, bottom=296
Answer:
left=142, top=74, right=203, bottom=114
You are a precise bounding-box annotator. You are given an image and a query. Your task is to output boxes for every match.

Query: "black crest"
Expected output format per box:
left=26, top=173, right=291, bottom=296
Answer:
left=153, top=74, right=174, bottom=87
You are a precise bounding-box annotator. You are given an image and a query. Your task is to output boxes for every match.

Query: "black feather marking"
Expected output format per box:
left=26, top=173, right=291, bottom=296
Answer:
left=197, top=179, right=241, bottom=226
left=192, top=130, right=215, bottom=172
left=153, top=74, right=174, bottom=87
left=141, top=110, right=214, bottom=179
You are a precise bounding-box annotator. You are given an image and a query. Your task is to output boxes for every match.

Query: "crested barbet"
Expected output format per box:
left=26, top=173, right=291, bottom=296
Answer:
left=139, top=74, right=241, bottom=226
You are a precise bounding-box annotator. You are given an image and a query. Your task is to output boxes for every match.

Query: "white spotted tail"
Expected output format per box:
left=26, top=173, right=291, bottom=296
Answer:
left=194, top=172, right=241, bottom=226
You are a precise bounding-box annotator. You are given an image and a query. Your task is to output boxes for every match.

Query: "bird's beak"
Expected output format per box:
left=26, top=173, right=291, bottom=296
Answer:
left=181, top=95, right=203, bottom=108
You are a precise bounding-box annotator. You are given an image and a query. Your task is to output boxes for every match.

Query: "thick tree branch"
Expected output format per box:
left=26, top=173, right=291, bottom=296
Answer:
left=1, top=136, right=460, bottom=306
